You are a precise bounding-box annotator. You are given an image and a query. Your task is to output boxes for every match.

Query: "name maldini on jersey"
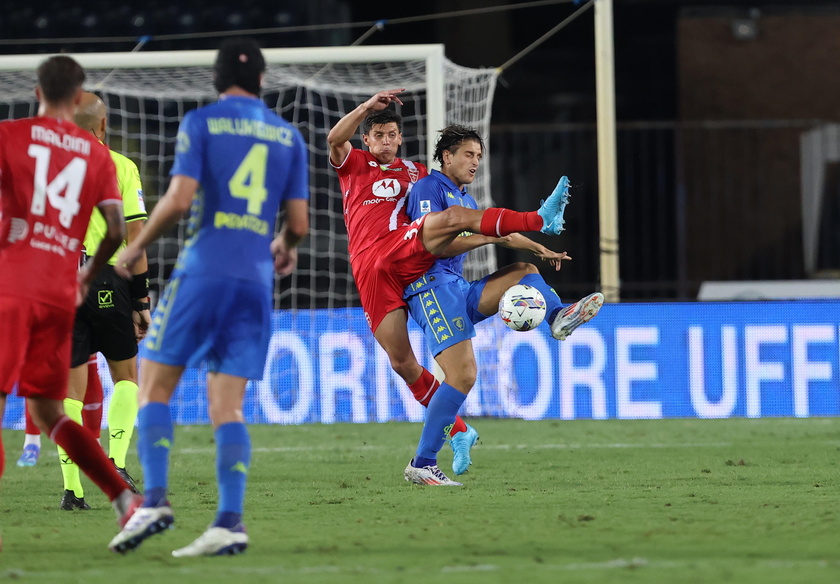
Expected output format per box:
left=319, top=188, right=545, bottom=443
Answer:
left=31, top=125, right=91, bottom=155
left=206, top=117, right=294, bottom=146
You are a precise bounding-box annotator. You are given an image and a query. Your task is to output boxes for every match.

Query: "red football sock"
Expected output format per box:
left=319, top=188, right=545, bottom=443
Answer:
left=24, top=403, right=39, bottom=436
left=479, top=208, right=543, bottom=237
left=407, top=368, right=468, bottom=437
left=82, top=360, right=104, bottom=439
left=449, top=416, right=467, bottom=437
left=407, top=368, right=439, bottom=406
left=49, top=415, right=127, bottom=501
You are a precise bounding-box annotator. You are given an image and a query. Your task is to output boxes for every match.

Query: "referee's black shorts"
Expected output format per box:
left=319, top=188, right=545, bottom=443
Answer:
left=71, top=264, right=138, bottom=368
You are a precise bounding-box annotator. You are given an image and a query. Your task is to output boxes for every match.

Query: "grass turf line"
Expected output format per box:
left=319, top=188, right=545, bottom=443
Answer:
left=1, top=417, right=839, bottom=584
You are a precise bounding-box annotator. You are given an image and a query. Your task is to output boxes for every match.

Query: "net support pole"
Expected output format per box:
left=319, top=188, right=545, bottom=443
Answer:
left=425, top=45, right=446, bottom=169
left=594, top=0, right=621, bottom=301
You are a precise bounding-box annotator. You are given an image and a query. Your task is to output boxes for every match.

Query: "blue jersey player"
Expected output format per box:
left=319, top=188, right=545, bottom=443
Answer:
left=110, top=38, right=309, bottom=556
left=403, top=126, right=603, bottom=484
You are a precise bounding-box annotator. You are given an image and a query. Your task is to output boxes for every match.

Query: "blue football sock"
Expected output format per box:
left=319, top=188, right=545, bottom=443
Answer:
left=413, top=456, right=436, bottom=468
left=416, top=383, right=466, bottom=461
left=215, top=511, right=243, bottom=530
left=519, top=273, right=564, bottom=325
left=213, top=422, right=250, bottom=527
left=137, top=402, right=173, bottom=507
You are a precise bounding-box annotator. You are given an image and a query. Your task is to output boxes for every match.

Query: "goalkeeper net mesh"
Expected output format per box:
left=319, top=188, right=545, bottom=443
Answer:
left=0, top=52, right=499, bottom=309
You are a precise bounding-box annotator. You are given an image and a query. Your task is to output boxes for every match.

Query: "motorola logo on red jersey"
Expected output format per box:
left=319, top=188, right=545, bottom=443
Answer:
left=371, top=179, right=401, bottom=198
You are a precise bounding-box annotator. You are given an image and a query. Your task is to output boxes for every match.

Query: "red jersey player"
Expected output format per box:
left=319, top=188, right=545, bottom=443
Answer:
left=328, top=89, right=571, bottom=483
left=0, top=56, right=137, bottom=530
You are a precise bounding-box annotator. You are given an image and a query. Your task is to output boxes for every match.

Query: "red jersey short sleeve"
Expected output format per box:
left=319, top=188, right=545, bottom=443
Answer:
left=0, top=117, right=122, bottom=312
left=333, top=148, right=428, bottom=259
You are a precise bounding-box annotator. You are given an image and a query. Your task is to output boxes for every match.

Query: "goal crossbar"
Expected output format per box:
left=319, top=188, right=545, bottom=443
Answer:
left=0, top=44, right=446, bottom=69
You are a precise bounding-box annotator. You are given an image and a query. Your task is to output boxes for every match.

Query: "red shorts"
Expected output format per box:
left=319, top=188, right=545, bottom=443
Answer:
left=0, top=295, right=73, bottom=399
left=351, top=217, right=436, bottom=332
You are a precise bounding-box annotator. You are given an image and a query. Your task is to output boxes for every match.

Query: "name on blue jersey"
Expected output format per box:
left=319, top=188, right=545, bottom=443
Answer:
left=206, top=117, right=294, bottom=146
left=214, top=211, right=269, bottom=235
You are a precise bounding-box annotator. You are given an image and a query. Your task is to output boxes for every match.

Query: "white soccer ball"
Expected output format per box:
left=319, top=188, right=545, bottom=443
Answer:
left=498, top=284, right=546, bottom=331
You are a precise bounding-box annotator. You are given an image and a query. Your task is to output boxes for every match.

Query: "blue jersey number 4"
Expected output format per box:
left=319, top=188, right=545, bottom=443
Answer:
left=228, top=143, right=268, bottom=215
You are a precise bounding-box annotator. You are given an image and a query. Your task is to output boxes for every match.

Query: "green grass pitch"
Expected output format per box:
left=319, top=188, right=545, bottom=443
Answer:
left=1, top=418, right=839, bottom=583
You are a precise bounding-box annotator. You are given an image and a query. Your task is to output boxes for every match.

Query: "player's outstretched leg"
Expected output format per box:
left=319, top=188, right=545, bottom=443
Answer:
left=550, top=292, right=604, bottom=341
left=449, top=423, right=479, bottom=475
left=172, top=525, right=249, bottom=557
left=538, top=176, right=572, bottom=235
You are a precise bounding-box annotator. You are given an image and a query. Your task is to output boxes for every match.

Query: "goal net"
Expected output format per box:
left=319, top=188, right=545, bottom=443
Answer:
left=0, top=45, right=508, bottom=427
left=0, top=45, right=498, bottom=309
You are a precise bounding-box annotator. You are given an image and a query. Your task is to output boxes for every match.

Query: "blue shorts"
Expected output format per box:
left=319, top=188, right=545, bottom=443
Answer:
left=142, top=272, right=271, bottom=379
left=406, top=275, right=492, bottom=357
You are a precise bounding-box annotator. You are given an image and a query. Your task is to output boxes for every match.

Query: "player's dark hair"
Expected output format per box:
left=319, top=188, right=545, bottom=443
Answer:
left=362, top=110, right=402, bottom=135
left=433, top=125, right=485, bottom=164
left=36, top=56, right=85, bottom=104
left=213, top=37, right=266, bottom=96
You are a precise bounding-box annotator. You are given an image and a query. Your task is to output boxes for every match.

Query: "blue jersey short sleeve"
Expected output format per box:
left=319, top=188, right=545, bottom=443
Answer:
left=171, top=110, right=204, bottom=181
left=285, top=132, right=309, bottom=202
left=169, top=96, right=309, bottom=290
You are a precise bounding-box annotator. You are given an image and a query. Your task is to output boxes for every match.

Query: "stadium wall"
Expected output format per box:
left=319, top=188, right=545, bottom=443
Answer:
left=3, top=300, right=839, bottom=427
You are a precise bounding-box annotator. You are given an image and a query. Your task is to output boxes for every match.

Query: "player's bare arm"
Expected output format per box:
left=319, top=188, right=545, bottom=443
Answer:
left=499, top=232, right=571, bottom=271
left=327, top=88, right=405, bottom=166
left=115, top=174, right=198, bottom=278
left=271, top=198, right=309, bottom=276
left=437, top=234, right=510, bottom=258
left=78, top=201, right=125, bottom=306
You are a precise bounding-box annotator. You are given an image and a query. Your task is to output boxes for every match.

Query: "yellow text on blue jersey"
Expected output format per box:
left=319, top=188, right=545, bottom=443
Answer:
left=206, top=117, right=295, bottom=146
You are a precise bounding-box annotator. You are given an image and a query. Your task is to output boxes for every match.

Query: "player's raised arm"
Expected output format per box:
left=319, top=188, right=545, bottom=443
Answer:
left=327, top=88, right=405, bottom=166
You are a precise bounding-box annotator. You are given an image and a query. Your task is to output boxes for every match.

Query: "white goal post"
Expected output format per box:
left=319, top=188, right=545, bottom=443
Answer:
left=0, top=44, right=499, bottom=310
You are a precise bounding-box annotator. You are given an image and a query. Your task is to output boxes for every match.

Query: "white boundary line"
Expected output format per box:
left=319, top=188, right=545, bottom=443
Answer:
left=180, top=441, right=734, bottom=454
left=5, top=558, right=838, bottom=579
left=21, top=441, right=734, bottom=460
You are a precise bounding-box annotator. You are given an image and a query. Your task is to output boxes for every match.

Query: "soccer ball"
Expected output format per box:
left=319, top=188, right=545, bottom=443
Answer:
left=498, top=284, right=546, bottom=331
